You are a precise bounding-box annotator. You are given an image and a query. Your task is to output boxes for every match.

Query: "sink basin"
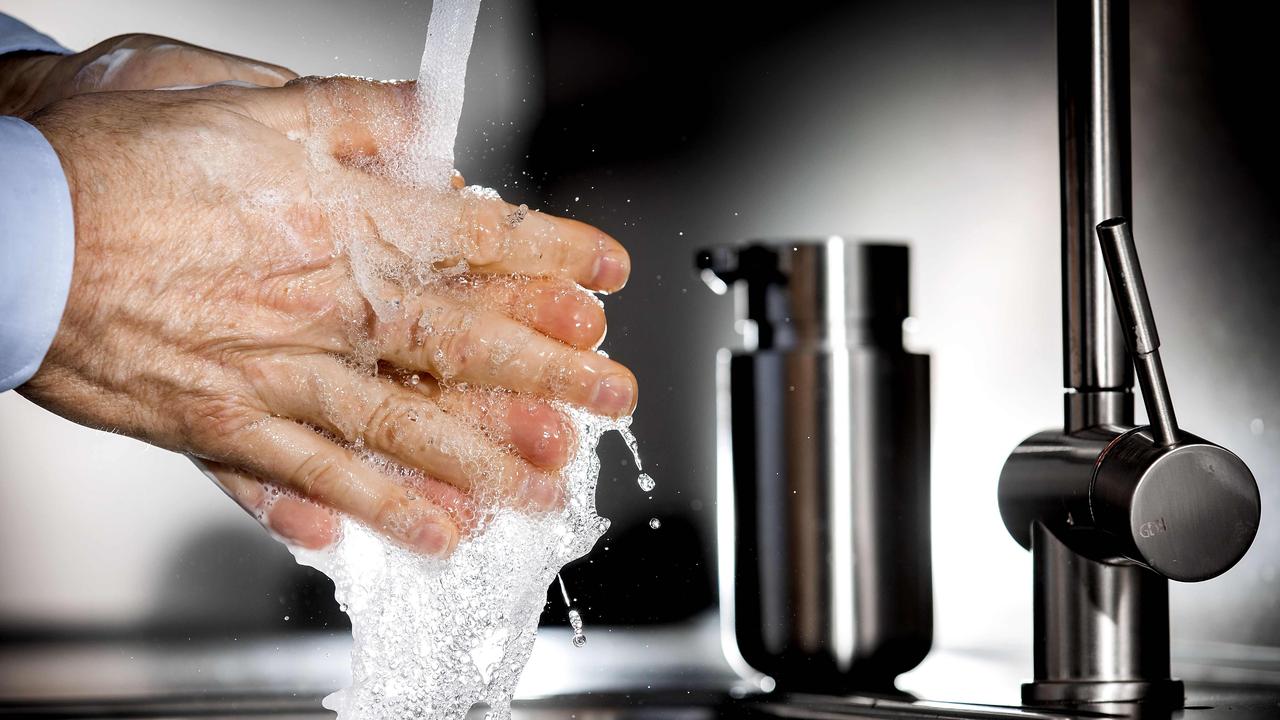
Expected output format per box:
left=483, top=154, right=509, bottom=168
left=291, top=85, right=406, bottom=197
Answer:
left=3, top=619, right=1278, bottom=719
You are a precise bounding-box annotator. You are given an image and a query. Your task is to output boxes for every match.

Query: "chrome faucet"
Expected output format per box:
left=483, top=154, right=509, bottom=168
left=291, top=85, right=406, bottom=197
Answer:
left=997, top=0, right=1260, bottom=707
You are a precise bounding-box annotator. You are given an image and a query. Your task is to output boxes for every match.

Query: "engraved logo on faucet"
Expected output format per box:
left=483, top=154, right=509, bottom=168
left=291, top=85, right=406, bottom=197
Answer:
left=1139, top=517, right=1168, bottom=538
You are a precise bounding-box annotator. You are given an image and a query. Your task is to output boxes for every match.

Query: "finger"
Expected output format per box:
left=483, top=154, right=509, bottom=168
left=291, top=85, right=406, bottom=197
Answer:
left=379, top=291, right=637, bottom=417
left=199, top=460, right=338, bottom=550
left=205, top=415, right=460, bottom=557
left=453, top=193, right=631, bottom=292
left=248, top=356, right=564, bottom=508
left=385, top=369, right=576, bottom=469
left=334, top=174, right=630, bottom=292
left=434, top=385, right=577, bottom=470
left=444, top=276, right=606, bottom=350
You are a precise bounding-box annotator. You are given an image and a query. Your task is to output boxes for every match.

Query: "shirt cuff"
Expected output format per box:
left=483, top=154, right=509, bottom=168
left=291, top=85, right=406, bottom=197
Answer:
left=0, top=116, right=75, bottom=392
left=0, top=14, right=71, bottom=56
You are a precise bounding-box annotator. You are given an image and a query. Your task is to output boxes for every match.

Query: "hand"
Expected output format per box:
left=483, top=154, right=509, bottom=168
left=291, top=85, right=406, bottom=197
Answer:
left=21, top=76, right=636, bottom=556
left=0, top=33, right=297, bottom=117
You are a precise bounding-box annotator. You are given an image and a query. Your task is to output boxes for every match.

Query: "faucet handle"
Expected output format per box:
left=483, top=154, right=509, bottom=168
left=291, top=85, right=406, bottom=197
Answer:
left=1096, top=218, right=1178, bottom=446
left=1089, top=217, right=1260, bottom=581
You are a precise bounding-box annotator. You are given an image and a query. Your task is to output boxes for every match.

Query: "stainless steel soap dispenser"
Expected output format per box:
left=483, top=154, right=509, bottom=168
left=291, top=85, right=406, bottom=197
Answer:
left=699, top=239, right=932, bottom=692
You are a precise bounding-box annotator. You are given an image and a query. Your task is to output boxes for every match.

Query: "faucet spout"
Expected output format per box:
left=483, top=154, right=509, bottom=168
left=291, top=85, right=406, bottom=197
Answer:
left=1060, top=0, right=1134, bottom=431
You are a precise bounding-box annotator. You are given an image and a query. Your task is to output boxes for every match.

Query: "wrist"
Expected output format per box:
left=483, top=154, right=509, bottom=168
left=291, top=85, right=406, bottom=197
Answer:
left=0, top=52, right=62, bottom=117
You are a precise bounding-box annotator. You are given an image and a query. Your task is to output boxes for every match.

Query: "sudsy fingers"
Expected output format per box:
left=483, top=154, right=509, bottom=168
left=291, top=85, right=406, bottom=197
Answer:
left=205, top=416, right=460, bottom=557
left=378, top=291, right=637, bottom=417
left=195, top=459, right=339, bottom=551
left=246, top=356, right=563, bottom=510
left=441, top=275, right=606, bottom=350
left=388, top=370, right=576, bottom=470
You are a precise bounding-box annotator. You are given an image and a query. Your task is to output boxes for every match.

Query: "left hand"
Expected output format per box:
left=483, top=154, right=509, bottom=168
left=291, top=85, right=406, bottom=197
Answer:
left=0, top=33, right=297, bottom=116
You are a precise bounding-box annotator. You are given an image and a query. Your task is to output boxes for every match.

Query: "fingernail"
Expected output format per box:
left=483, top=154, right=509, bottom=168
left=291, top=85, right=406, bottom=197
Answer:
left=535, top=290, right=604, bottom=347
left=410, top=519, right=456, bottom=557
left=591, top=373, right=637, bottom=416
left=509, top=401, right=573, bottom=468
left=590, top=249, right=630, bottom=292
left=521, top=469, right=563, bottom=511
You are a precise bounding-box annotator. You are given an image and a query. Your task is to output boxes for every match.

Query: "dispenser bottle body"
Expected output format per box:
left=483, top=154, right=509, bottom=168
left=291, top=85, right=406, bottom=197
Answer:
left=701, top=240, right=932, bottom=691
left=723, top=346, right=931, bottom=690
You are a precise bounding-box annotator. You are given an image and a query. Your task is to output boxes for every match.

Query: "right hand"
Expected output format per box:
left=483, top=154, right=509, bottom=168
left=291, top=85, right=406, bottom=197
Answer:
left=21, top=76, right=636, bottom=556
left=0, top=33, right=297, bottom=117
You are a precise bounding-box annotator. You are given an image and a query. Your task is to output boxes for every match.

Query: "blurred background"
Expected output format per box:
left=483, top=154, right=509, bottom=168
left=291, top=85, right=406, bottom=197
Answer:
left=1, top=0, right=1277, bottom=703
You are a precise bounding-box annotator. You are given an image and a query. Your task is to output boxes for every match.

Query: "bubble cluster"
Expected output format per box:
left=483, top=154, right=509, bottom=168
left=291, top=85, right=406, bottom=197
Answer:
left=293, top=408, right=631, bottom=719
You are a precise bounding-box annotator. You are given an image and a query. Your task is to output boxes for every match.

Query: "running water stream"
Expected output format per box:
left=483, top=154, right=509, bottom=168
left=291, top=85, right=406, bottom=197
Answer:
left=281, top=2, right=652, bottom=718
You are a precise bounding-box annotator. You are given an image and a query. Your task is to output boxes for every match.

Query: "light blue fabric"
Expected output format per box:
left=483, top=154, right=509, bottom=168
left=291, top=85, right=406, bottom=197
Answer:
left=0, top=14, right=70, bottom=56
left=0, top=15, right=75, bottom=392
left=0, top=117, right=75, bottom=392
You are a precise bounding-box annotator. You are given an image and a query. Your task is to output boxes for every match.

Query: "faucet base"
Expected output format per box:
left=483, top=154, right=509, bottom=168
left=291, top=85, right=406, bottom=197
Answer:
left=1028, top=523, right=1184, bottom=708
left=1023, top=679, right=1184, bottom=706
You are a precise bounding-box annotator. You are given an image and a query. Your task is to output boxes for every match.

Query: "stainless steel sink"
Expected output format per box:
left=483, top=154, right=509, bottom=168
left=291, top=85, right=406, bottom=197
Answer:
left=6, top=689, right=1280, bottom=720
left=3, top=621, right=1278, bottom=719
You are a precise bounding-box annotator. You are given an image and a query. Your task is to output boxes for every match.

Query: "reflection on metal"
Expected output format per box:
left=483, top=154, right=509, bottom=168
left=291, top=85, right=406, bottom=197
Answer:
left=700, top=240, right=932, bottom=692
left=9, top=690, right=1280, bottom=719
left=997, top=0, right=1262, bottom=706
left=1059, top=0, right=1131, bottom=423
left=3, top=629, right=1279, bottom=718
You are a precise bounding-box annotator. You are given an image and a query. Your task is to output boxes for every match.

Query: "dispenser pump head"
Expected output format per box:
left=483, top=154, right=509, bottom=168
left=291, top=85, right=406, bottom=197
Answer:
left=697, top=239, right=910, bottom=351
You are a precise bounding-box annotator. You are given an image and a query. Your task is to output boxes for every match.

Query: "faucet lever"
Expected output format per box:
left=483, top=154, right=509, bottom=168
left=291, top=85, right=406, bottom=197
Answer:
left=1096, top=217, right=1179, bottom=446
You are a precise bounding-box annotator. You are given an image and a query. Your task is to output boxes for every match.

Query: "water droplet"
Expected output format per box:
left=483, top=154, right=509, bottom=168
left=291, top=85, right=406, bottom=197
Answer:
left=649, top=518, right=661, bottom=529
left=637, top=473, right=655, bottom=492
left=567, top=608, right=587, bottom=647
left=409, top=374, right=421, bottom=386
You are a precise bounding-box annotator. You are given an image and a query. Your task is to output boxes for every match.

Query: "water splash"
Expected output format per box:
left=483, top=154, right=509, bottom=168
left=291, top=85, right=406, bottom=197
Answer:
left=276, top=1, right=639, bottom=717
left=293, top=408, right=627, bottom=719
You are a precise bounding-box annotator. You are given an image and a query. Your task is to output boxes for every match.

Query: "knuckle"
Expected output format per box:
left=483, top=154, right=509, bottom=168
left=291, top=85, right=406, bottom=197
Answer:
left=363, top=394, right=416, bottom=449
left=181, top=394, right=263, bottom=449
left=463, top=200, right=512, bottom=267
left=290, top=452, right=346, bottom=501
left=532, top=349, right=573, bottom=396
left=432, top=308, right=480, bottom=379
left=470, top=229, right=510, bottom=267
left=371, top=491, right=412, bottom=534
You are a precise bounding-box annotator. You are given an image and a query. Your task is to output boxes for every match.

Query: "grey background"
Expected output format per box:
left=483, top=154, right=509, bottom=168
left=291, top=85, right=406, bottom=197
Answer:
left=0, top=0, right=1275, bottom=679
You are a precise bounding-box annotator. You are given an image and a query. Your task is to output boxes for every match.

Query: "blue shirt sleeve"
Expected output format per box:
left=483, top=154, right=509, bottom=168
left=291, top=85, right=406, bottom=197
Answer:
left=0, top=117, right=75, bottom=392
left=0, top=14, right=71, bottom=56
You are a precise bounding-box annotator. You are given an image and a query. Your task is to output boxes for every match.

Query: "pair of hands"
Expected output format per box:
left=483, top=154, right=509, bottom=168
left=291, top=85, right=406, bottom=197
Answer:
left=7, top=35, right=636, bottom=556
